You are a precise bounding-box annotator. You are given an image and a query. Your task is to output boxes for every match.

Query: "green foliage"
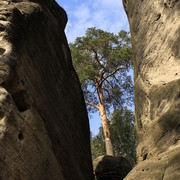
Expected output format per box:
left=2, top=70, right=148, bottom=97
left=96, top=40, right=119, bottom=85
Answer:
left=110, top=109, right=137, bottom=166
left=91, top=128, right=106, bottom=159
left=71, top=27, right=136, bottom=161
left=70, top=27, right=133, bottom=114
left=91, top=109, right=137, bottom=166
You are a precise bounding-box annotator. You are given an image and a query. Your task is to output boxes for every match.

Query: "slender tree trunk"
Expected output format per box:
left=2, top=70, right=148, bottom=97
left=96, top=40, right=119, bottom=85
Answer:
left=97, top=85, right=114, bottom=156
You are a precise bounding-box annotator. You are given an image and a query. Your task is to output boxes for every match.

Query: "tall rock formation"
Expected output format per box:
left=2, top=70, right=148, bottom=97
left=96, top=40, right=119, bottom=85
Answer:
left=123, top=0, right=180, bottom=179
left=0, top=0, right=93, bottom=179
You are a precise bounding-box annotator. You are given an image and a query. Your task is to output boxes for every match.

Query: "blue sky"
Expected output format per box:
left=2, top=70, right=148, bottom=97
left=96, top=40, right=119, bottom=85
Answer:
left=56, top=0, right=130, bottom=135
left=56, top=0, right=129, bottom=43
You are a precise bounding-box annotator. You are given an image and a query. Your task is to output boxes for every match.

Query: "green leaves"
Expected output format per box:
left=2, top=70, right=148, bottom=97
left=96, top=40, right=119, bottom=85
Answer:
left=71, top=27, right=136, bottom=160
left=70, top=27, right=133, bottom=113
left=91, top=127, right=106, bottom=160
left=70, top=28, right=136, bottom=161
left=91, top=109, right=137, bottom=165
left=110, top=109, right=136, bottom=166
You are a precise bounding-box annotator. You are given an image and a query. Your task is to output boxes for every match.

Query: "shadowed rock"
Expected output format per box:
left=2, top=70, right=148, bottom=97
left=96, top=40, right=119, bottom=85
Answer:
left=93, top=156, right=132, bottom=180
left=0, top=0, right=93, bottom=179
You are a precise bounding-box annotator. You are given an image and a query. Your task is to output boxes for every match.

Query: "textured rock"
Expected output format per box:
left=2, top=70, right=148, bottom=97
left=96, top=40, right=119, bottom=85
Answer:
left=93, top=156, right=132, bottom=180
left=122, top=0, right=180, bottom=179
left=0, top=0, right=93, bottom=179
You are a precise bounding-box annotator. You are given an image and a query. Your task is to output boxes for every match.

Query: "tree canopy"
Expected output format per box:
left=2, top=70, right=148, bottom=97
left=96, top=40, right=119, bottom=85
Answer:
left=70, top=27, right=133, bottom=113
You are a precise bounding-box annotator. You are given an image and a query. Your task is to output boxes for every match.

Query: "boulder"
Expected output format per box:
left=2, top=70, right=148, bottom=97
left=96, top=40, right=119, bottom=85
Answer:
left=93, top=156, right=132, bottom=180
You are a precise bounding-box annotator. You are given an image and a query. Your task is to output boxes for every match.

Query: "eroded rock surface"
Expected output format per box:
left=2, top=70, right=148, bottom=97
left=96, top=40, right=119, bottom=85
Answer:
left=93, top=156, right=132, bottom=180
left=0, top=0, right=93, bottom=179
left=123, top=0, right=180, bottom=179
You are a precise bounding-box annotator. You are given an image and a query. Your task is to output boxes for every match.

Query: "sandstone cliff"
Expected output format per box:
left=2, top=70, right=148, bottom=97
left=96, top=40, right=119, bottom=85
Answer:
left=0, top=0, right=93, bottom=179
left=123, top=0, right=180, bottom=179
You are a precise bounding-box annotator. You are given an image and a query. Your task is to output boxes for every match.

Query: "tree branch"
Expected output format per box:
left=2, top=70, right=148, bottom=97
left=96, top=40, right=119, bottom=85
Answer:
left=92, top=49, right=106, bottom=72
left=85, top=100, right=100, bottom=110
left=99, top=65, right=128, bottom=86
left=106, top=79, right=114, bottom=89
left=103, top=87, right=111, bottom=101
left=93, top=50, right=101, bottom=66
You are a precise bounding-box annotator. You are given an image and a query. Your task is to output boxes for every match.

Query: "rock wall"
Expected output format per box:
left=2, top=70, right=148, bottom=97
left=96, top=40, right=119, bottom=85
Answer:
left=123, top=0, right=180, bottom=179
left=0, top=0, right=93, bottom=179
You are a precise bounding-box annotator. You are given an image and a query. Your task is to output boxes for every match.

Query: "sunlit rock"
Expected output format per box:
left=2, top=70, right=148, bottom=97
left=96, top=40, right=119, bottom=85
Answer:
left=123, top=0, right=180, bottom=179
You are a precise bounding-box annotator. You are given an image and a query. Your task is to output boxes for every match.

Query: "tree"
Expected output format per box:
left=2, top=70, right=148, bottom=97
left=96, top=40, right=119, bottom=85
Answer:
left=110, top=109, right=136, bottom=165
left=91, top=128, right=106, bottom=160
left=91, top=109, right=136, bottom=165
left=70, top=28, right=133, bottom=156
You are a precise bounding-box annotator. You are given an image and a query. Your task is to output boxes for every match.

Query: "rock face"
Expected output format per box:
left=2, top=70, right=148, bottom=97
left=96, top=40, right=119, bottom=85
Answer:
left=123, top=0, right=180, bottom=179
left=93, top=156, right=132, bottom=180
left=0, top=0, right=93, bottom=179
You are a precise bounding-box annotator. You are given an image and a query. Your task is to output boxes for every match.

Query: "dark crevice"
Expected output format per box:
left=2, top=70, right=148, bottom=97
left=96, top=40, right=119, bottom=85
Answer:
left=164, top=2, right=168, bottom=8
left=139, top=119, right=143, bottom=129
left=143, top=153, right=148, bottom=161
left=11, top=90, right=30, bottom=112
left=0, top=16, right=7, bottom=21
left=164, top=0, right=179, bottom=8
left=0, top=24, right=6, bottom=32
left=18, top=131, right=24, bottom=141
left=0, top=111, right=5, bottom=119
left=0, top=48, right=6, bottom=55
left=162, top=172, right=165, bottom=180
left=156, top=13, right=161, bottom=21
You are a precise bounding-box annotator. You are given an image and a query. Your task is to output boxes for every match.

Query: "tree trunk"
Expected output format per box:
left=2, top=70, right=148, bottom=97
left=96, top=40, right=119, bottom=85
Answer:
left=98, top=86, right=114, bottom=156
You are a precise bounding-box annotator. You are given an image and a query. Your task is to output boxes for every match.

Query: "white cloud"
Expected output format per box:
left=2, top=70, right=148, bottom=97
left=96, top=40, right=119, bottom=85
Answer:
left=64, top=0, right=129, bottom=43
left=73, top=4, right=91, bottom=22
left=92, top=0, right=122, bottom=10
left=65, top=19, right=94, bottom=43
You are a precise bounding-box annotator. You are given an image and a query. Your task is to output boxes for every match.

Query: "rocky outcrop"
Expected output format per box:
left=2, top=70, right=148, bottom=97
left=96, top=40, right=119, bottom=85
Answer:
left=123, top=0, right=180, bottom=179
left=0, top=0, right=93, bottom=179
left=93, top=156, right=132, bottom=180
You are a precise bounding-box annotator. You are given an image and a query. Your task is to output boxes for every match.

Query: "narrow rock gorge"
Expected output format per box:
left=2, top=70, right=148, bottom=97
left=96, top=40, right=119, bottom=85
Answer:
left=123, top=0, right=180, bottom=179
left=0, top=0, right=93, bottom=179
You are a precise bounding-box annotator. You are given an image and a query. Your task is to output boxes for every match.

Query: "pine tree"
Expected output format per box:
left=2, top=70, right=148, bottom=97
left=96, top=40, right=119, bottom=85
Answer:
left=70, top=28, right=133, bottom=155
